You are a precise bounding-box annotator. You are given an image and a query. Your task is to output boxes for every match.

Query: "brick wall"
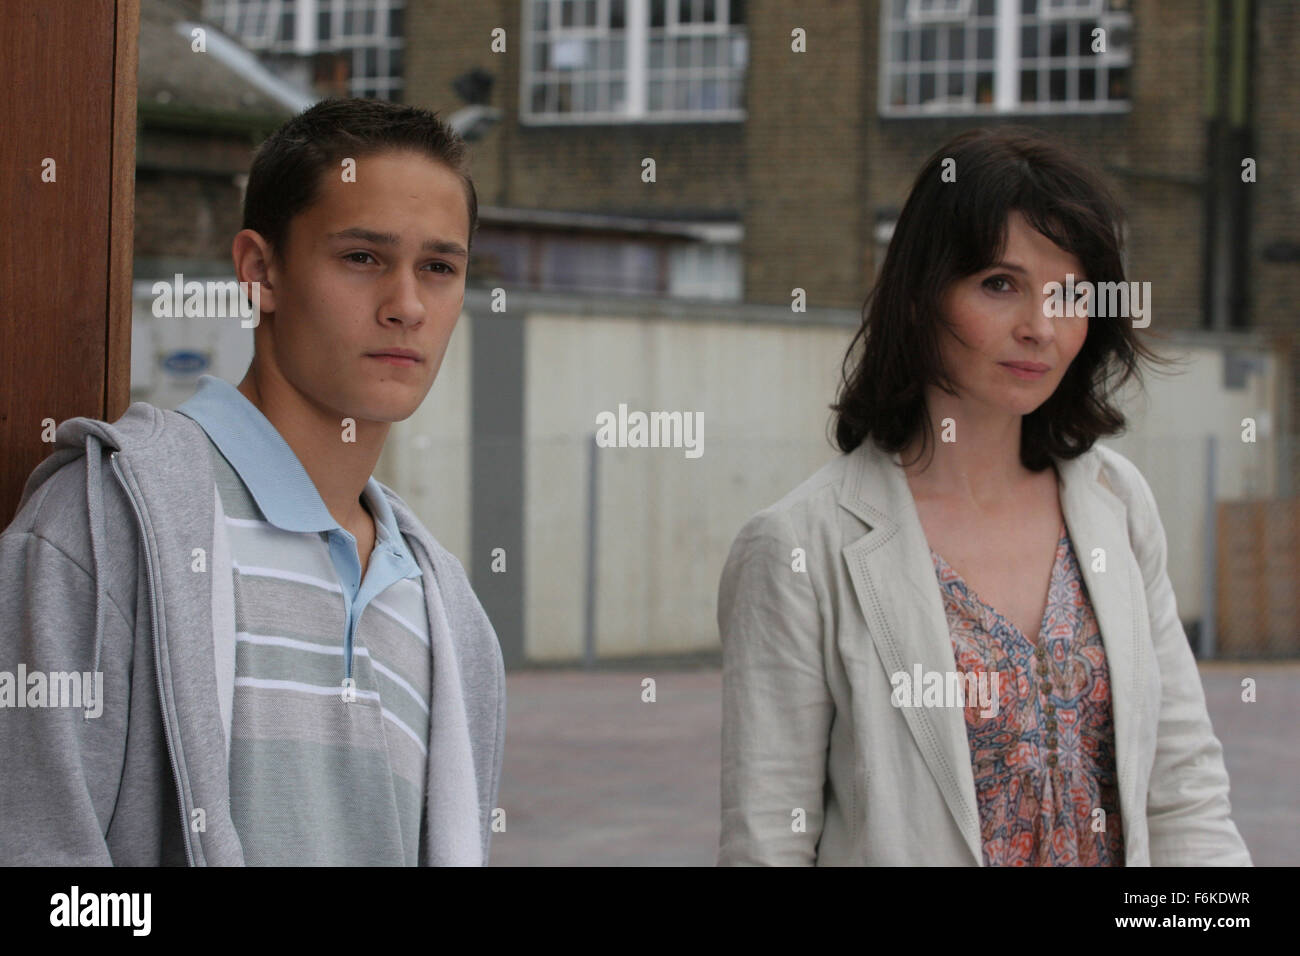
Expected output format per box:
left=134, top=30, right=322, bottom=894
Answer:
left=744, top=0, right=870, bottom=308
left=135, top=128, right=254, bottom=263
left=406, top=0, right=744, bottom=221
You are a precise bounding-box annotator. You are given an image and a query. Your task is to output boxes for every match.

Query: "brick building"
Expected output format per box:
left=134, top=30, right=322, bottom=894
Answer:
left=408, top=0, right=1298, bottom=476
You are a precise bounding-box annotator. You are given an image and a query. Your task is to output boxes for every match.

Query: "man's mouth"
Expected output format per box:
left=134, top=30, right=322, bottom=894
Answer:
left=366, top=349, right=423, bottom=367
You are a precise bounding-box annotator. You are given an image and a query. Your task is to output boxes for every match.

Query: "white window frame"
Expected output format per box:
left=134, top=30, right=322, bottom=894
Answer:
left=211, top=0, right=285, bottom=47
left=521, top=0, right=747, bottom=125
left=668, top=241, right=742, bottom=301
left=880, top=0, right=1132, bottom=117
left=907, top=0, right=973, bottom=25
left=1041, top=0, right=1104, bottom=19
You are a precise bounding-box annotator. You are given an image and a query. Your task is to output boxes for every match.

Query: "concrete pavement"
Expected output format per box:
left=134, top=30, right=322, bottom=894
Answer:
left=489, top=662, right=1298, bottom=866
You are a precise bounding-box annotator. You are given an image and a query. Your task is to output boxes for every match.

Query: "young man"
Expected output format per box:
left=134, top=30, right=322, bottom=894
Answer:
left=0, top=99, right=505, bottom=865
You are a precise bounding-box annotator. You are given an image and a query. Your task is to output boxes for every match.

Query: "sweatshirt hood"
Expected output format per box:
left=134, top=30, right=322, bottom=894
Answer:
left=18, top=404, right=172, bottom=716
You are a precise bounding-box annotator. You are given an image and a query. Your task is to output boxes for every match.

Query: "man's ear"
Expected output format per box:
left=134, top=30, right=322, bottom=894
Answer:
left=231, top=229, right=279, bottom=314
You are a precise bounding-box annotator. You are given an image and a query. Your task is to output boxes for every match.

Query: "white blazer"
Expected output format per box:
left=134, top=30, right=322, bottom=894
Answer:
left=717, top=438, right=1252, bottom=866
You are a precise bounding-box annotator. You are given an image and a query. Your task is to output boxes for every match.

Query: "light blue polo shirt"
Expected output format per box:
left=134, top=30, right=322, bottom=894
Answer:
left=176, top=374, right=432, bottom=865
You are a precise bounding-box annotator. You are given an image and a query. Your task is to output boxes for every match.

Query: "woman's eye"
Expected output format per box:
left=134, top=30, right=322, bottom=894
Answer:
left=983, top=275, right=1012, bottom=293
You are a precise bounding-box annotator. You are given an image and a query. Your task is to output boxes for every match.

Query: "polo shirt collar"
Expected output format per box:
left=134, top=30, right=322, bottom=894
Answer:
left=176, top=374, right=419, bottom=573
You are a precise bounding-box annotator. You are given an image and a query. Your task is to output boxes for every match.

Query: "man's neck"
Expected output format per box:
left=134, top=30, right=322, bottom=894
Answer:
left=236, top=371, right=389, bottom=531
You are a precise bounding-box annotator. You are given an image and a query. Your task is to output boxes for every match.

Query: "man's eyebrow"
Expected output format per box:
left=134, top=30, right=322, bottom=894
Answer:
left=424, top=238, right=470, bottom=257
left=327, top=227, right=468, bottom=258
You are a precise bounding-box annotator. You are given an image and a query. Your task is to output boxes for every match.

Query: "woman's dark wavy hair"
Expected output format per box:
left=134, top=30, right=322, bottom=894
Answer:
left=831, top=125, right=1181, bottom=473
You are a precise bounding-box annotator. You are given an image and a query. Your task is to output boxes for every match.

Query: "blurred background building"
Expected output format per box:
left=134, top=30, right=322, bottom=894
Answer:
left=130, top=0, right=1298, bottom=668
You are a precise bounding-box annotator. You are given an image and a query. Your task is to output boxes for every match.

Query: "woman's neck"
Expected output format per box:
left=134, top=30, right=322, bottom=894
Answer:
left=899, top=413, right=1035, bottom=508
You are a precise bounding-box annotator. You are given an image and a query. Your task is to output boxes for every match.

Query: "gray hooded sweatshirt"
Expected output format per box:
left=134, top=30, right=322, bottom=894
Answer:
left=0, top=400, right=505, bottom=865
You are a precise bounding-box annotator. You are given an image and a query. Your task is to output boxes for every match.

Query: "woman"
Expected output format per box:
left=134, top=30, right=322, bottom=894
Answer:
left=717, top=127, right=1252, bottom=867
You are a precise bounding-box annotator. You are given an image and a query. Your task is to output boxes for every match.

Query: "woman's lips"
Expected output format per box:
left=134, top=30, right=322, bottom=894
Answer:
left=999, top=362, right=1047, bottom=380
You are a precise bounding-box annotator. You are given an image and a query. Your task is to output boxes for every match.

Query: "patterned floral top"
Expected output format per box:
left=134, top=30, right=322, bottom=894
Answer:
left=929, top=520, right=1125, bottom=866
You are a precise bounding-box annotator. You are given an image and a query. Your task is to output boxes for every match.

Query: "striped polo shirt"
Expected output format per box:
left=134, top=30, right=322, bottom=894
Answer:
left=176, top=374, right=431, bottom=865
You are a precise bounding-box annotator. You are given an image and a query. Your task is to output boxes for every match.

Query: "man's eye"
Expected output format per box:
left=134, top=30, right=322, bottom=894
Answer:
left=428, top=262, right=454, bottom=274
left=345, top=252, right=376, bottom=264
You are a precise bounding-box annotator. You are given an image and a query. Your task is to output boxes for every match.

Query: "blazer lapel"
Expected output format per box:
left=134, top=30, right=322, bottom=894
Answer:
left=839, top=440, right=1145, bottom=866
left=839, top=441, right=984, bottom=864
left=1055, top=452, right=1145, bottom=853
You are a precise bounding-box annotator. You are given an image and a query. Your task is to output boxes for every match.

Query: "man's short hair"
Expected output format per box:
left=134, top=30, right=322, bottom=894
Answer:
left=241, top=97, right=478, bottom=263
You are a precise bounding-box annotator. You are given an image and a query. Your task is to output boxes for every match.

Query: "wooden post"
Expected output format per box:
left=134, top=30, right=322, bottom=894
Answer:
left=0, top=0, right=139, bottom=525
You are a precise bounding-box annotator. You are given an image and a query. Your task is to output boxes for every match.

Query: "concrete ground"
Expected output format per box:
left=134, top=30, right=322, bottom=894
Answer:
left=489, top=662, right=1299, bottom=866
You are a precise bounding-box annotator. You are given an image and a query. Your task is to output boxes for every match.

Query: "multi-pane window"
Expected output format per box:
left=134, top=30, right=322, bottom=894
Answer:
left=880, top=0, right=1131, bottom=115
left=470, top=230, right=742, bottom=300
left=203, top=0, right=405, bottom=101
left=523, top=0, right=748, bottom=122
left=1019, top=0, right=1128, bottom=107
left=209, top=0, right=284, bottom=44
